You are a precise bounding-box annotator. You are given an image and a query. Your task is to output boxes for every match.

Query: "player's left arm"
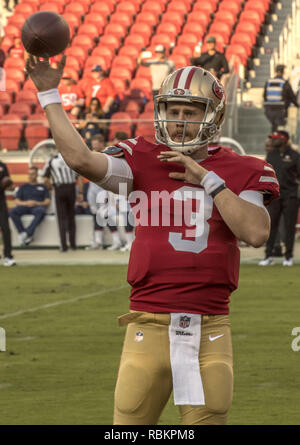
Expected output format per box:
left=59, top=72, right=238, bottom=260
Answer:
left=159, top=151, right=271, bottom=248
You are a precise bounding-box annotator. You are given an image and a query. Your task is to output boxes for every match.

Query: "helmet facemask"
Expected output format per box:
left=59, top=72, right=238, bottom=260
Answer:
left=154, top=95, right=219, bottom=153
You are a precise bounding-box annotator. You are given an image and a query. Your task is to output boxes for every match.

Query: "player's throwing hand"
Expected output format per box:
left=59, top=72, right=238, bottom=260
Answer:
left=158, top=151, right=209, bottom=184
left=25, top=54, right=66, bottom=92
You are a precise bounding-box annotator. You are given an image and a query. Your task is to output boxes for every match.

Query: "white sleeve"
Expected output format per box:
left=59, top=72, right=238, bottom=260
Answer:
left=95, top=154, right=133, bottom=196
left=239, top=190, right=267, bottom=210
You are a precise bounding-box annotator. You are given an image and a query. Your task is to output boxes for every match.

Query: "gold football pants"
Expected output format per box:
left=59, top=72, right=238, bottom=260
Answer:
left=113, top=312, right=233, bottom=425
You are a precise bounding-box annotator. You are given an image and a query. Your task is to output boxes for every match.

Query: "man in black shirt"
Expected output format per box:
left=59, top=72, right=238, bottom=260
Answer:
left=0, top=160, right=16, bottom=266
left=190, top=36, right=229, bottom=80
left=259, top=131, right=300, bottom=266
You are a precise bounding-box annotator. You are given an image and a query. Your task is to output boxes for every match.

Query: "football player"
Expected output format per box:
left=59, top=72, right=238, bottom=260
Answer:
left=26, top=57, right=279, bottom=425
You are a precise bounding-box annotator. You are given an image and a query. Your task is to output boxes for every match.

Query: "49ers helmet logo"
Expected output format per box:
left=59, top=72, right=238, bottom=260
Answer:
left=173, top=88, right=185, bottom=95
left=212, top=80, right=224, bottom=100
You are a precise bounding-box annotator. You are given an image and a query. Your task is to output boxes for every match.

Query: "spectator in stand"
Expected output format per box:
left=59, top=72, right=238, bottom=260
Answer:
left=10, top=166, right=50, bottom=246
left=82, top=65, right=116, bottom=117
left=77, top=97, right=108, bottom=146
left=0, top=160, right=16, bottom=266
left=90, top=133, right=106, bottom=152
left=58, top=71, right=84, bottom=115
left=137, top=45, right=175, bottom=97
left=4, top=0, right=18, bottom=12
left=8, top=34, right=26, bottom=59
left=191, top=36, right=229, bottom=80
left=263, top=64, right=299, bottom=132
left=259, top=131, right=300, bottom=267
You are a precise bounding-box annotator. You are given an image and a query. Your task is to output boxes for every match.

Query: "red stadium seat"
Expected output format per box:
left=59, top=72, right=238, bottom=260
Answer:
left=218, top=1, right=241, bottom=15
left=14, top=3, right=37, bottom=15
left=84, top=14, right=107, bottom=32
left=135, top=123, right=155, bottom=143
left=135, top=65, right=152, bottom=83
left=186, top=11, right=211, bottom=29
left=193, top=1, right=217, bottom=15
left=77, top=24, right=99, bottom=39
left=150, top=33, right=175, bottom=49
left=209, top=22, right=231, bottom=44
left=226, top=44, right=248, bottom=66
left=213, top=10, right=236, bottom=27
left=25, top=126, right=50, bottom=149
left=111, top=56, right=136, bottom=72
left=72, top=35, right=95, bottom=52
left=90, top=2, right=113, bottom=16
left=22, top=78, right=38, bottom=92
left=39, top=2, right=64, bottom=14
left=119, top=45, right=140, bottom=60
left=0, top=104, right=5, bottom=118
left=239, top=10, right=262, bottom=33
left=98, top=35, right=121, bottom=53
left=169, top=54, right=189, bottom=69
left=136, top=12, right=159, bottom=27
left=172, top=45, right=194, bottom=59
left=65, top=2, right=86, bottom=16
left=110, top=12, right=134, bottom=28
left=235, top=21, right=257, bottom=45
left=109, top=112, right=132, bottom=139
left=91, top=46, right=115, bottom=66
left=62, top=13, right=81, bottom=30
left=65, top=46, right=86, bottom=67
left=124, top=34, right=148, bottom=50
left=156, top=22, right=178, bottom=40
left=123, top=100, right=140, bottom=119
left=9, top=102, right=32, bottom=118
left=84, top=56, right=109, bottom=71
left=177, top=33, right=199, bottom=51
left=160, top=12, right=184, bottom=33
left=8, top=14, right=28, bottom=29
left=0, top=91, right=13, bottom=111
left=110, top=67, right=132, bottom=82
left=144, top=100, right=154, bottom=112
left=244, top=1, right=267, bottom=22
left=4, top=25, right=20, bottom=38
left=0, top=126, right=22, bottom=150
left=26, top=113, right=48, bottom=126
left=116, top=1, right=138, bottom=15
left=230, top=32, right=253, bottom=56
left=141, top=1, right=165, bottom=16
left=15, top=90, right=38, bottom=108
left=1, top=36, right=14, bottom=53
left=167, top=1, right=191, bottom=15
left=130, top=22, right=153, bottom=42
left=182, top=23, right=205, bottom=41
left=65, top=55, right=81, bottom=71
left=0, top=114, right=23, bottom=130
left=110, top=78, right=129, bottom=98
left=104, top=23, right=128, bottom=41
left=5, top=69, right=25, bottom=84
left=130, top=78, right=152, bottom=97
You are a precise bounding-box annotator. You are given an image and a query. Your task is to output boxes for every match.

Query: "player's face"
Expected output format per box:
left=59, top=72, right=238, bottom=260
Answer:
left=165, top=102, right=207, bottom=143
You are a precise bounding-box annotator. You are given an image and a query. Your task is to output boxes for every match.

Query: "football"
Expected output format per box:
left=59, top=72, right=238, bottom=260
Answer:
left=21, top=11, right=70, bottom=58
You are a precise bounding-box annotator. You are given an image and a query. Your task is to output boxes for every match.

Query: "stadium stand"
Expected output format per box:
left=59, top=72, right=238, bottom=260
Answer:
left=0, top=0, right=294, bottom=154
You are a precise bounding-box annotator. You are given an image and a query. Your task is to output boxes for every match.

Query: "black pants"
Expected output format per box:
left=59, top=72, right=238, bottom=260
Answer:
left=0, top=198, right=12, bottom=258
left=54, top=184, right=76, bottom=250
left=264, top=105, right=287, bottom=132
left=265, top=197, right=299, bottom=259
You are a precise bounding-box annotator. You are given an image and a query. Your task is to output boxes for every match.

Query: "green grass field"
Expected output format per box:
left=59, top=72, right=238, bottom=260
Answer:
left=1, top=264, right=300, bottom=425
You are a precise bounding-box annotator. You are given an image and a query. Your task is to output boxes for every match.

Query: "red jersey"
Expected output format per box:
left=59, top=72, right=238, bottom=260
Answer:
left=83, top=78, right=116, bottom=107
left=110, top=138, right=279, bottom=315
left=58, top=84, right=83, bottom=111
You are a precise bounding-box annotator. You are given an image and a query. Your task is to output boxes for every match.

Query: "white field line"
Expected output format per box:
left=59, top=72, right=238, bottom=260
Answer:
left=0, top=285, right=128, bottom=320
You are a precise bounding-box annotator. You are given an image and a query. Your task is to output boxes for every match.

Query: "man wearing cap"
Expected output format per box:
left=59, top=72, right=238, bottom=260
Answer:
left=191, top=36, right=229, bottom=80
left=259, top=130, right=300, bottom=266
left=81, top=65, right=116, bottom=116
left=137, top=45, right=175, bottom=97
left=263, top=64, right=299, bottom=132
left=58, top=72, right=84, bottom=115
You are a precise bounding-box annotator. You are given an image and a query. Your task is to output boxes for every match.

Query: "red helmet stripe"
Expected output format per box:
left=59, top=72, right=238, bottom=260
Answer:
left=173, top=68, right=185, bottom=88
left=184, top=67, right=197, bottom=89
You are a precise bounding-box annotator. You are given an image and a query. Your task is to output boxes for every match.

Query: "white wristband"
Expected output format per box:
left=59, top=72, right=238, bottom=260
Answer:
left=200, top=171, right=225, bottom=195
left=37, top=88, right=62, bottom=109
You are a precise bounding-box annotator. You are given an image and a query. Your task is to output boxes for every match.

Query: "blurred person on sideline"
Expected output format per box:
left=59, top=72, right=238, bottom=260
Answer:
left=263, top=64, right=299, bottom=132
left=137, top=45, right=175, bottom=97
left=9, top=166, right=50, bottom=246
left=0, top=160, right=16, bottom=266
left=191, top=36, right=229, bottom=80
left=259, top=131, right=300, bottom=266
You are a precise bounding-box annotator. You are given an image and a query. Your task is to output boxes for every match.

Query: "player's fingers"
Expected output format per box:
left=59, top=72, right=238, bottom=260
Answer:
left=25, top=55, right=35, bottom=73
left=169, top=172, right=186, bottom=180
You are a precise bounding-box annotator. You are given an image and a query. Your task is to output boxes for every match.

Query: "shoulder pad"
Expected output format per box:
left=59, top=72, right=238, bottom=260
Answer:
left=103, top=146, right=125, bottom=157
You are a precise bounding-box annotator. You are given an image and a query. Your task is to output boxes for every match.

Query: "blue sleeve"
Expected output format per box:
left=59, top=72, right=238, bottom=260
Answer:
left=43, top=186, right=50, bottom=199
left=16, top=185, right=24, bottom=200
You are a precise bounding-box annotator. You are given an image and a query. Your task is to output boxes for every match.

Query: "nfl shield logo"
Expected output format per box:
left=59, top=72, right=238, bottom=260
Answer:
left=135, top=331, right=144, bottom=342
left=179, top=316, right=191, bottom=329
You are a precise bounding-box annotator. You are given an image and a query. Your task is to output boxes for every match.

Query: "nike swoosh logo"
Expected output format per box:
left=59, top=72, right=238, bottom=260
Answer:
left=209, top=334, right=224, bottom=342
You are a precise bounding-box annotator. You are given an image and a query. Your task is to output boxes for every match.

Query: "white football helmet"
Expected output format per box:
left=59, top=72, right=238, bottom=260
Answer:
left=154, top=66, right=226, bottom=153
